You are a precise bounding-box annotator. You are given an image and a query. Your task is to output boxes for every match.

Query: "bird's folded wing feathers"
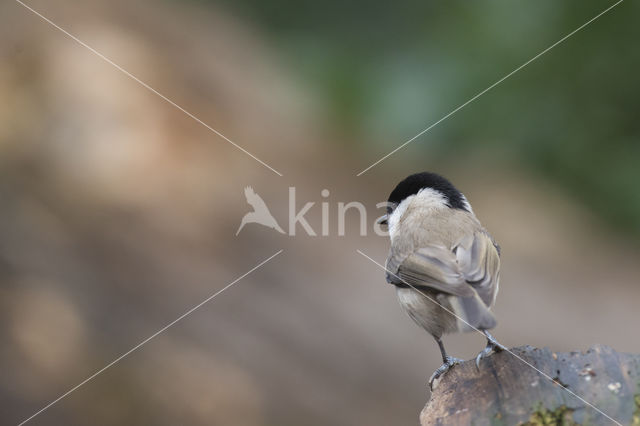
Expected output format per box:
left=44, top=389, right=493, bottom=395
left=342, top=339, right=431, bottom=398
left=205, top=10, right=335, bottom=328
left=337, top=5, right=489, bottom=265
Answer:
left=393, top=246, right=476, bottom=298
left=455, top=232, right=500, bottom=307
left=388, top=232, right=500, bottom=307
left=386, top=233, right=500, bottom=330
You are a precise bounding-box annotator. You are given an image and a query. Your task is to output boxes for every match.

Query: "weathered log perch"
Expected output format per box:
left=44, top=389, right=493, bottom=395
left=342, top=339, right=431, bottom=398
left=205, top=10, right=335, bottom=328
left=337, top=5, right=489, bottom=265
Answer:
left=421, top=345, right=640, bottom=425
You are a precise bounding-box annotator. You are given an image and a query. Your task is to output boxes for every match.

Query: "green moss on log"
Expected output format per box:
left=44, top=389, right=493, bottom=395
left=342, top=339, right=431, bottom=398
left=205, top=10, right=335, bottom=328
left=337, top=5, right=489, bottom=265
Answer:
left=523, top=404, right=577, bottom=426
left=632, top=394, right=640, bottom=425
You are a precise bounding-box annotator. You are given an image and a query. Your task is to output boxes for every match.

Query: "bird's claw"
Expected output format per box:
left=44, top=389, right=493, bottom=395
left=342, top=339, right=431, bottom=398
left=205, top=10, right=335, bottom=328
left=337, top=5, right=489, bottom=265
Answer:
left=475, top=338, right=506, bottom=370
left=429, top=356, right=464, bottom=390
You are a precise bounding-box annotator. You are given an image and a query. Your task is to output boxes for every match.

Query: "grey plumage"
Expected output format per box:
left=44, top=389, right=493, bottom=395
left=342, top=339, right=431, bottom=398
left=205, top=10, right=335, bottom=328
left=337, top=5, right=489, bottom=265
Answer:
left=385, top=181, right=501, bottom=338
left=382, top=172, right=505, bottom=387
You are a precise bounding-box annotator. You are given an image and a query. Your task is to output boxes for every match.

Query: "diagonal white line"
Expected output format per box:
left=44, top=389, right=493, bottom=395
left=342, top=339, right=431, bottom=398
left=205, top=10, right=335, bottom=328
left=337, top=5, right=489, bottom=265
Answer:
left=356, top=0, right=624, bottom=176
left=15, top=0, right=283, bottom=177
left=356, top=249, right=622, bottom=426
left=17, top=249, right=284, bottom=426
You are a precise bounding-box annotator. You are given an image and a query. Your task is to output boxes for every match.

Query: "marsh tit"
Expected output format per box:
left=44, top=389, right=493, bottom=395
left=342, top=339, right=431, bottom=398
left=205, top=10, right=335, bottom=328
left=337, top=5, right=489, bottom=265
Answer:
left=378, top=172, right=505, bottom=388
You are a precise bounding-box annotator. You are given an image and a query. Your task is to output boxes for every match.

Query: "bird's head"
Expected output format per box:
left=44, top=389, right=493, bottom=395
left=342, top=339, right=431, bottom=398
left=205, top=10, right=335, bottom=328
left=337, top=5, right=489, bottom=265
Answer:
left=377, top=171, right=472, bottom=228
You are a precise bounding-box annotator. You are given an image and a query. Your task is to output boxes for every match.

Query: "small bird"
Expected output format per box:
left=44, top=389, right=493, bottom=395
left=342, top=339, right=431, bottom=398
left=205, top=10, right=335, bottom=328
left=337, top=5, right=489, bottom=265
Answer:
left=236, top=186, right=285, bottom=235
left=377, top=172, right=505, bottom=388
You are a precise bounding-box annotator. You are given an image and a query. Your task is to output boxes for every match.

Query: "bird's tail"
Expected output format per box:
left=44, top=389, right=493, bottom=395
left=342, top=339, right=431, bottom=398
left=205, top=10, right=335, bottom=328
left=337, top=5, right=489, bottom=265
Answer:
left=450, top=293, right=496, bottom=332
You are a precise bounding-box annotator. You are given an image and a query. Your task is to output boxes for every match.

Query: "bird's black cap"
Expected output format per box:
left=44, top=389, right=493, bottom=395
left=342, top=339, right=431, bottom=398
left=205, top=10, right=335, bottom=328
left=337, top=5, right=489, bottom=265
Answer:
left=387, top=172, right=468, bottom=212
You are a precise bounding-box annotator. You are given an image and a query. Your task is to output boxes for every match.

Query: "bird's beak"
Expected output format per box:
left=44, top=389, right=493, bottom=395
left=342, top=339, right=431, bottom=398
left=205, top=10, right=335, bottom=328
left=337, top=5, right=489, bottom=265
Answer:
left=376, top=214, right=388, bottom=226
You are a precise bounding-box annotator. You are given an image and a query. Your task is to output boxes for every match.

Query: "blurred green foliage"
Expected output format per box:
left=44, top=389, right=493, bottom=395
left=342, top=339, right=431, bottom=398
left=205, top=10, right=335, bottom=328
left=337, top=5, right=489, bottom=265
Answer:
left=194, top=0, right=640, bottom=236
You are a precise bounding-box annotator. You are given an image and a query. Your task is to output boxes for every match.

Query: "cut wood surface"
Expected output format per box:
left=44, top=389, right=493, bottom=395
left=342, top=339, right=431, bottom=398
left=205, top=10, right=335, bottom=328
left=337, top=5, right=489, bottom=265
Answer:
left=421, top=345, right=640, bottom=425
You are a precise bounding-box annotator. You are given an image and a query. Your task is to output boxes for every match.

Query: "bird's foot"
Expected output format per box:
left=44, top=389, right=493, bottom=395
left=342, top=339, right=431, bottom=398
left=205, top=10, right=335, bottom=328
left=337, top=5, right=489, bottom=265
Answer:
left=475, top=334, right=506, bottom=370
left=429, top=356, right=464, bottom=390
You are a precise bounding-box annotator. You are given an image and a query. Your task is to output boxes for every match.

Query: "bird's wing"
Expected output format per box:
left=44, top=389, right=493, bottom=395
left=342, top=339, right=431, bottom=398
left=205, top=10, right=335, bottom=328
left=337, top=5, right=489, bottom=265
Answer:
left=388, top=245, right=476, bottom=298
left=455, top=231, right=501, bottom=307
left=244, top=186, right=270, bottom=211
left=387, top=231, right=500, bottom=305
left=388, top=233, right=500, bottom=330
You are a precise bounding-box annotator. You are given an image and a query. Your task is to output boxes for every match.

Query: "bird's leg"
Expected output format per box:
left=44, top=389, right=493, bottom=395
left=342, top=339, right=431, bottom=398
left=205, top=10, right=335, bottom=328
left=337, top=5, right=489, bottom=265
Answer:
left=475, top=330, right=507, bottom=370
left=429, top=337, right=463, bottom=390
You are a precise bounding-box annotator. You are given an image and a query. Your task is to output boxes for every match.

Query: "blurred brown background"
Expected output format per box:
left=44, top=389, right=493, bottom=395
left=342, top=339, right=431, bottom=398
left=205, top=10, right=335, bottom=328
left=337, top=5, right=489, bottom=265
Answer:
left=1, top=0, right=639, bottom=425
